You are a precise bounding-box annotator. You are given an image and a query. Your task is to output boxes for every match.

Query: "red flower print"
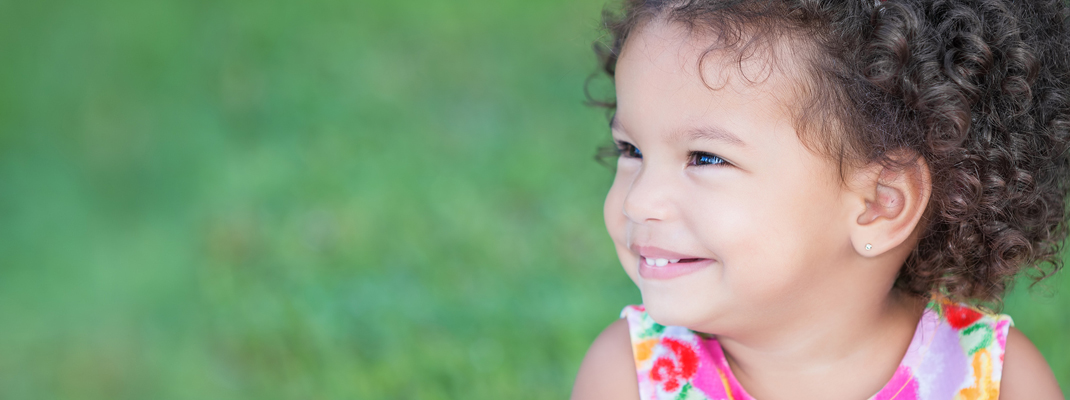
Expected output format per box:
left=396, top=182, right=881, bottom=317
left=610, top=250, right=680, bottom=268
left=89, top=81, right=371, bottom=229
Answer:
left=648, top=338, right=699, bottom=392
left=944, top=303, right=983, bottom=330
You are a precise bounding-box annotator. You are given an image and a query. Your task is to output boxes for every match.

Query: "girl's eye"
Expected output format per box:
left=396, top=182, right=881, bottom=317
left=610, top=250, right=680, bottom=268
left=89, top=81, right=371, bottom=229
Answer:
left=690, top=152, right=727, bottom=166
left=615, top=141, right=642, bottom=159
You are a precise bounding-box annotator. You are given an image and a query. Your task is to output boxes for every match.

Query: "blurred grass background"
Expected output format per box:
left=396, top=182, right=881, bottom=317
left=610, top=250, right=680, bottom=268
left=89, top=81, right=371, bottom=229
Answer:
left=0, top=0, right=1065, bottom=398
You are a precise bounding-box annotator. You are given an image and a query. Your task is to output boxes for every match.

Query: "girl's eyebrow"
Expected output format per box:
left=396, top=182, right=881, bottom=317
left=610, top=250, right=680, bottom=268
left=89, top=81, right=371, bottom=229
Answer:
left=676, top=126, right=746, bottom=147
left=609, top=115, right=745, bottom=147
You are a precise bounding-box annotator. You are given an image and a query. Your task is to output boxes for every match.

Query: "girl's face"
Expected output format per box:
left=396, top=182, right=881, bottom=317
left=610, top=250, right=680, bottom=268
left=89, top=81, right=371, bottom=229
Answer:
left=605, top=20, right=862, bottom=334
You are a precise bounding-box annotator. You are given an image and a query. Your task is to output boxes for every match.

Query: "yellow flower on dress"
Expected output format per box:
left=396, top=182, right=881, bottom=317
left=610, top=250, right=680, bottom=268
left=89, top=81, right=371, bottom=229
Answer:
left=955, top=349, right=999, bottom=400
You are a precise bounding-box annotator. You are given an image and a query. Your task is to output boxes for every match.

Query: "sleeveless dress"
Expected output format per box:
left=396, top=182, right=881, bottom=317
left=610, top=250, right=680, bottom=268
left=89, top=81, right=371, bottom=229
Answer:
left=622, top=295, right=1013, bottom=400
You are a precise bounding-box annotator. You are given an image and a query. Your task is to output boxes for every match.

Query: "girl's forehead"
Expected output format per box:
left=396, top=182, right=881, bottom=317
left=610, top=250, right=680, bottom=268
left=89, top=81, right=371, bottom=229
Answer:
left=620, top=19, right=805, bottom=84
left=614, top=20, right=805, bottom=141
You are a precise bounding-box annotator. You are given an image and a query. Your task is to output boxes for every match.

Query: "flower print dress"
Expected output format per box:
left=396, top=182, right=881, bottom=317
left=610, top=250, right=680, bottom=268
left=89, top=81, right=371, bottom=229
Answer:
left=622, top=295, right=1013, bottom=400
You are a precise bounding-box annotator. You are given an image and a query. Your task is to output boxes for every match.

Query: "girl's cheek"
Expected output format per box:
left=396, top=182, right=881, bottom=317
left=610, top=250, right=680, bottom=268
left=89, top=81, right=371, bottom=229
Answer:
left=604, top=181, right=631, bottom=231
left=604, top=161, right=637, bottom=222
left=605, top=165, right=641, bottom=260
left=604, top=177, right=640, bottom=281
left=604, top=176, right=625, bottom=236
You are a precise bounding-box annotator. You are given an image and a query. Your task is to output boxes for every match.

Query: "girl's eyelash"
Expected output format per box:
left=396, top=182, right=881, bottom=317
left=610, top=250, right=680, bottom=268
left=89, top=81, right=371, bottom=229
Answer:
left=615, top=140, right=642, bottom=158
left=612, top=140, right=729, bottom=167
left=689, top=151, right=728, bottom=167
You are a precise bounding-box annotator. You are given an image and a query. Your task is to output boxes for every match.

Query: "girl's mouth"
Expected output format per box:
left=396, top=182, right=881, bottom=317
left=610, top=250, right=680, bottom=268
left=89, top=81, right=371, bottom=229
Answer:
left=642, top=257, right=705, bottom=266
left=637, top=257, right=713, bottom=280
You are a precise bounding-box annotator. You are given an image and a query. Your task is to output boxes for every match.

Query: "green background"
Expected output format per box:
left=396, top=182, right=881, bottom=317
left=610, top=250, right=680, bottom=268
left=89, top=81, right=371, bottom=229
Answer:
left=0, top=0, right=1065, bottom=398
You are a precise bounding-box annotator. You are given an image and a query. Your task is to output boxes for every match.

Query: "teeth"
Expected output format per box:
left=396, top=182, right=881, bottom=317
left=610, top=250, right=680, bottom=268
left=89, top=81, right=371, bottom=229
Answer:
left=643, top=257, right=682, bottom=267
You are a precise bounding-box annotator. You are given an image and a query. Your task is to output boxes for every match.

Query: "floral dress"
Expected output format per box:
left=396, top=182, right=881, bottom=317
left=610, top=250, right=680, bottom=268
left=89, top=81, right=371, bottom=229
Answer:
left=622, top=295, right=1012, bottom=400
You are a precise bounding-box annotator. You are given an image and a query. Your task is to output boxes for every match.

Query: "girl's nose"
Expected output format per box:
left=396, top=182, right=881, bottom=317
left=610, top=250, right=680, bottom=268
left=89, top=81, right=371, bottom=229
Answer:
left=621, top=165, right=675, bottom=224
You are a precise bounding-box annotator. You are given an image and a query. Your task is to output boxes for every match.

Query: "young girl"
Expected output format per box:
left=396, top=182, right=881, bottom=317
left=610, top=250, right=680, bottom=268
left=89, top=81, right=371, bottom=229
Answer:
left=572, top=1, right=1069, bottom=399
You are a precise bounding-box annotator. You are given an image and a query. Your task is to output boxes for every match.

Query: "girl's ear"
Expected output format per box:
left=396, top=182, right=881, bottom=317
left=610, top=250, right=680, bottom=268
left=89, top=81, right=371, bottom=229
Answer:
left=848, top=151, right=932, bottom=257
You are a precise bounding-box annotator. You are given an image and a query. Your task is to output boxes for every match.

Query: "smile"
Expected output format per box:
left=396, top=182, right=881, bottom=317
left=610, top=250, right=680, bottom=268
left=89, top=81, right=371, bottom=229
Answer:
left=629, top=244, right=714, bottom=280
left=643, top=257, right=705, bottom=266
left=638, top=257, right=713, bottom=280
left=634, top=246, right=714, bottom=280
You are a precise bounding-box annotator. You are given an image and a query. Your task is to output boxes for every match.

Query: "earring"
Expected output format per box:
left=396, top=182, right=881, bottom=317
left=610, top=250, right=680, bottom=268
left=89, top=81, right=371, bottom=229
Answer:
left=865, top=243, right=873, bottom=251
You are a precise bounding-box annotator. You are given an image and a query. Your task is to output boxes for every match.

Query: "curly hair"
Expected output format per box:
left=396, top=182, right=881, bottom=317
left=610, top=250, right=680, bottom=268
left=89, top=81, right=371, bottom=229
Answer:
left=590, top=0, right=1070, bottom=304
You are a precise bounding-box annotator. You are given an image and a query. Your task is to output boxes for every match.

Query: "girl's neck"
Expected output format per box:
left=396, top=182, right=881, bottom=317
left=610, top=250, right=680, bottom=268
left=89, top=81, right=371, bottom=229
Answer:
left=717, top=289, right=928, bottom=400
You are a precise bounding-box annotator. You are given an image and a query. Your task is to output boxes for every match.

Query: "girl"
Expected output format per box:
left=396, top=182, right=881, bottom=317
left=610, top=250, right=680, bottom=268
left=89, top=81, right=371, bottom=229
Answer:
left=572, top=1, right=1069, bottom=399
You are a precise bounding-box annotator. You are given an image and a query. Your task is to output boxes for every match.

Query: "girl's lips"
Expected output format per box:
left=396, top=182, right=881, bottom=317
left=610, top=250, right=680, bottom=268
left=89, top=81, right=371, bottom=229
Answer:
left=634, top=245, right=701, bottom=260
left=637, top=257, right=713, bottom=280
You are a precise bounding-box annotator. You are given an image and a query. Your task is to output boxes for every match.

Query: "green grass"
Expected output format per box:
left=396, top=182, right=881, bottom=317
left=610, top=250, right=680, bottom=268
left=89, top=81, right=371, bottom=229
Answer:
left=0, top=0, right=1066, bottom=398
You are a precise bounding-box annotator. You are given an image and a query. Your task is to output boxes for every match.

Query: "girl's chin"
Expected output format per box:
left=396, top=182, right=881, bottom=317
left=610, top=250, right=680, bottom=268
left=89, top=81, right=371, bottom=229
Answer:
left=639, top=293, right=725, bottom=331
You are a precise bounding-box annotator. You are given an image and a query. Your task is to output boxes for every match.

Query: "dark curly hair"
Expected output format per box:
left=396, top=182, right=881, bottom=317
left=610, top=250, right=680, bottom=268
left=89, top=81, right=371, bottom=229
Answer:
left=590, top=0, right=1070, bottom=304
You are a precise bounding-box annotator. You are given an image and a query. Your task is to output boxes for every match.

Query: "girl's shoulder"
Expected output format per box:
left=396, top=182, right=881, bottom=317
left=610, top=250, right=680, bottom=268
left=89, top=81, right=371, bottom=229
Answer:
left=570, top=317, right=640, bottom=400
left=619, top=299, right=1032, bottom=400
